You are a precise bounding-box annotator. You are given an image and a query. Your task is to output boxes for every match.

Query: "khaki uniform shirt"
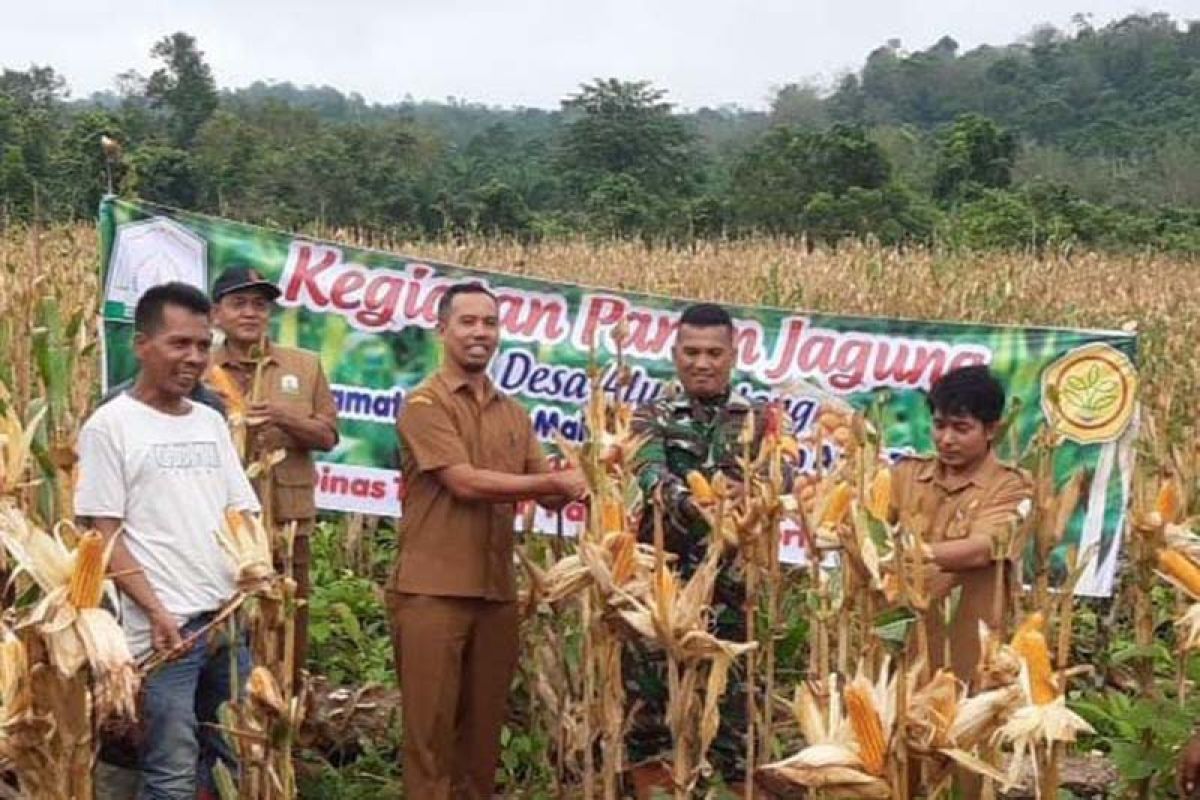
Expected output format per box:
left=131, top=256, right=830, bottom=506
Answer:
left=391, top=371, right=548, bottom=602
left=891, top=452, right=1032, bottom=681
left=209, top=343, right=338, bottom=521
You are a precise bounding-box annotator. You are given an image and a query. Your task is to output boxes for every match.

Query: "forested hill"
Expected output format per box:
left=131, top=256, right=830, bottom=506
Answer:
left=4, top=12, right=1199, bottom=250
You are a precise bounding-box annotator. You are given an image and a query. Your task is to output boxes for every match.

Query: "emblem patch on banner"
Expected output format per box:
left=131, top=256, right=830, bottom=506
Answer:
left=103, top=216, right=208, bottom=321
left=1041, top=343, right=1137, bottom=444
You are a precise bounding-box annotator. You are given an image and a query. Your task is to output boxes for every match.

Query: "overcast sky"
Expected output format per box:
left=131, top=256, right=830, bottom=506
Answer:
left=3, top=1, right=1195, bottom=110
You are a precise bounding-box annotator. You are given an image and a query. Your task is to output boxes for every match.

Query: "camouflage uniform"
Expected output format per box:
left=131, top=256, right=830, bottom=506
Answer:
left=624, top=388, right=790, bottom=783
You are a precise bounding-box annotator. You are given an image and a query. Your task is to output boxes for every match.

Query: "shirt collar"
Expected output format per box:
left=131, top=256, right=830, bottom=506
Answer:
left=213, top=340, right=277, bottom=368
left=438, top=369, right=498, bottom=405
left=915, top=450, right=1003, bottom=492
left=669, top=384, right=742, bottom=411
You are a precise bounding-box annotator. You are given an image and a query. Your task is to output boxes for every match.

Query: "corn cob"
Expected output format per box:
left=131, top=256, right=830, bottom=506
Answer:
left=67, top=530, right=106, bottom=609
left=0, top=629, right=29, bottom=716
left=821, top=482, right=854, bottom=527
left=1159, top=549, right=1200, bottom=598
left=600, top=498, right=624, bottom=534
left=609, top=532, right=635, bottom=586
left=867, top=468, right=892, bottom=521
left=844, top=677, right=887, bottom=775
left=248, top=665, right=286, bottom=716
left=1157, top=479, right=1184, bottom=525
left=924, top=669, right=959, bottom=744
left=1011, top=612, right=1058, bottom=705
left=686, top=471, right=715, bottom=504
left=653, top=568, right=677, bottom=630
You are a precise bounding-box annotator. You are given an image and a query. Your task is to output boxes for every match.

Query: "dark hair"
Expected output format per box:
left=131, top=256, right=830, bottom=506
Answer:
left=927, top=365, right=1006, bottom=424
left=134, top=282, right=212, bottom=335
left=678, top=303, right=734, bottom=334
left=436, top=282, right=497, bottom=321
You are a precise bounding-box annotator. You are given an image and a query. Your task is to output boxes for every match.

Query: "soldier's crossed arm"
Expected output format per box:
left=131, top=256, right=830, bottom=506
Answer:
left=630, top=403, right=700, bottom=529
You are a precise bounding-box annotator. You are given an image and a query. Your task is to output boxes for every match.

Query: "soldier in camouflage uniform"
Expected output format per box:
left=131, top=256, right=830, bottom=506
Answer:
left=624, top=303, right=792, bottom=795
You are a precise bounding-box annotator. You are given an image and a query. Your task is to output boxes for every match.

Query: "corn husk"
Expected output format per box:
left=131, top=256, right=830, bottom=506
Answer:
left=218, top=508, right=275, bottom=590
left=0, top=501, right=74, bottom=592
left=1176, top=602, right=1200, bottom=651
left=74, top=608, right=138, bottom=721
left=0, top=403, right=45, bottom=496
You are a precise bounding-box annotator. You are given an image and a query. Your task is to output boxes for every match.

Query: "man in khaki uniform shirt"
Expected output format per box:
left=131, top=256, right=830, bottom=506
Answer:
left=206, top=266, right=339, bottom=680
left=889, top=365, right=1032, bottom=682
left=390, top=283, right=586, bottom=800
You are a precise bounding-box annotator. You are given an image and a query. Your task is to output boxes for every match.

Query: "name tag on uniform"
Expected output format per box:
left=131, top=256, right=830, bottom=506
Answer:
left=280, top=374, right=300, bottom=395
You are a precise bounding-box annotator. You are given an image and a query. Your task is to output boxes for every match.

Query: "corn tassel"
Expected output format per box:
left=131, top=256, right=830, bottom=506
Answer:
left=844, top=678, right=887, bottom=776
left=1159, top=549, right=1200, bottom=598
left=1011, top=613, right=1058, bottom=705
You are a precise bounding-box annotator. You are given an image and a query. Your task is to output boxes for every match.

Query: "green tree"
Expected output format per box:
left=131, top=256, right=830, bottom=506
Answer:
left=472, top=179, right=532, bottom=237
left=145, top=33, right=218, bottom=148
left=732, top=125, right=890, bottom=232
left=57, top=111, right=125, bottom=216
left=558, top=79, right=702, bottom=233
left=932, top=113, right=1017, bottom=202
left=584, top=173, right=653, bottom=237
left=129, top=145, right=198, bottom=207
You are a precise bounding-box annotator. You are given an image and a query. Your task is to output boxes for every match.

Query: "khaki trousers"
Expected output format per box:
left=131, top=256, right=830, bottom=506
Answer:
left=386, top=592, right=519, bottom=800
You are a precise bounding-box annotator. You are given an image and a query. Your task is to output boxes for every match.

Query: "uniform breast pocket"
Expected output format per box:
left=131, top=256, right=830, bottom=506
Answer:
left=943, top=500, right=979, bottom=541
left=274, top=371, right=313, bottom=413
left=483, top=428, right=528, bottom=474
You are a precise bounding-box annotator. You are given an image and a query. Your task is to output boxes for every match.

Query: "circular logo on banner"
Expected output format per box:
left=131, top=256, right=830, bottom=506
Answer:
left=1042, top=343, right=1137, bottom=443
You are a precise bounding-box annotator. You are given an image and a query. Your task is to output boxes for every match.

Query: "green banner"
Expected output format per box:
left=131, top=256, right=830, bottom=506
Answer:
left=98, top=197, right=1139, bottom=596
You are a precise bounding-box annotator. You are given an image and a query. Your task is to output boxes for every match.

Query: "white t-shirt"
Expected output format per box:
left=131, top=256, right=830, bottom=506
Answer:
left=75, top=393, right=260, bottom=657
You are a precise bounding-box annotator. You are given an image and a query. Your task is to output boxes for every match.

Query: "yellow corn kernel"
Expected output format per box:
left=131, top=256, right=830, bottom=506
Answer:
left=653, top=568, right=677, bottom=627
left=867, top=468, right=892, bottom=522
left=600, top=498, right=624, bottom=534
left=67, top=531, right=106, bottom=609
left=610, top=533, right=635, bottom=585
left=820, top=482, right=854, bottom=527
left=1159, top=549, right=1200, bottom=598
left=1157, top=479, right=1184, bottom=525
left=1011, top=612, right=1057, bottom=705
left=845, top=678, right=886, bottom=775
left=687, top=471, right=715, bottom=505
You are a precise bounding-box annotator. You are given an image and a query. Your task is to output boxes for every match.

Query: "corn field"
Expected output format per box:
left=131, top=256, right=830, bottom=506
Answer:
left=1, top=221, right=1199, bottom=799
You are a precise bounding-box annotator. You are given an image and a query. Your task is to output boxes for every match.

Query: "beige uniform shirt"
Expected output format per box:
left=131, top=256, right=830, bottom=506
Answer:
left=390, top=371, right=548, bottom=602
left=208, top=343, right=338, bottom=522
left=891, top=452, right=1032, bottom=681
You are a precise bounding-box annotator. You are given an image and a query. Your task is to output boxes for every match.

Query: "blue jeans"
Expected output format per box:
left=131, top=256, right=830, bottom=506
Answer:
left=138, top=612, right=250, bottom=800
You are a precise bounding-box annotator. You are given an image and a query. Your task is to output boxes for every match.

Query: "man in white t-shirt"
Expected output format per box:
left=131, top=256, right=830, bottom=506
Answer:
left=76, top=282, right=259, bottom=800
